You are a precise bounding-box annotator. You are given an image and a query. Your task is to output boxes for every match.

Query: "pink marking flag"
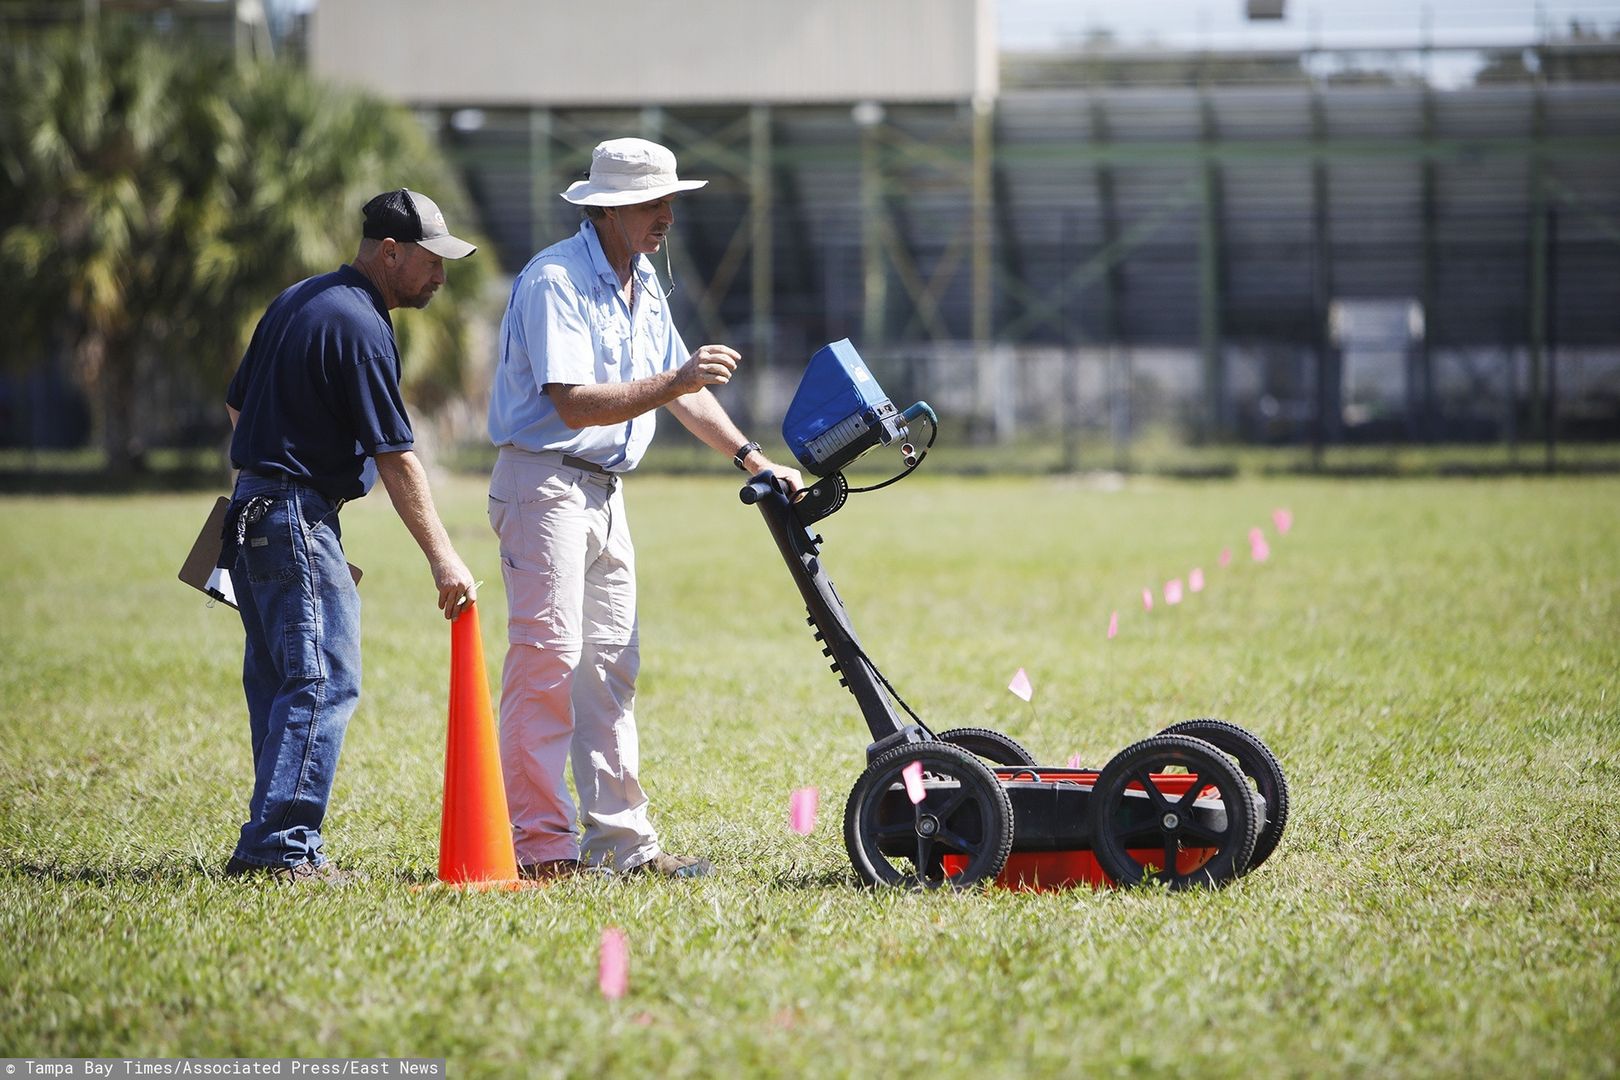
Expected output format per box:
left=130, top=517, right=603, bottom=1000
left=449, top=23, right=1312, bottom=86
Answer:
left=599, top=928, right=629, bottom=1001
left=1189, top=567, right=1205, bottom=593
left=1165, top=578, right=1184, bottom=605
left=901, top=760, right=926, bottom=804
left=1250, top=527, right=1271, bottom=563
left=789, top=786, right=819, bottom=836
left=1272, top=507, right=1293, bottom=535
left=1218, top=547, right=1233, bottom=568
left=1066, top=752, right=1084, bottom=769
left=1142, top=588, right=1154, bottom=612
left=1008, top=666, right=1034, bottom=702
left=1106, top=610, right=1119, bottom=640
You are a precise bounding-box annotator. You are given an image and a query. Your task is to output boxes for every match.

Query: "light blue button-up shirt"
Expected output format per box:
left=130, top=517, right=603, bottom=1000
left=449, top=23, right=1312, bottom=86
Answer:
left=488, top=220, right=688, bottom=471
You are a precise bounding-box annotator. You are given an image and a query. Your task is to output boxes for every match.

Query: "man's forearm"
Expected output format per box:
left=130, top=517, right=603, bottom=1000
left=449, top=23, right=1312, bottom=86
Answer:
left=666, top=388, right=753, bottom=459
left=374, top=450, right=456, bottom=566
left=549, top=370, right=688, bottom=429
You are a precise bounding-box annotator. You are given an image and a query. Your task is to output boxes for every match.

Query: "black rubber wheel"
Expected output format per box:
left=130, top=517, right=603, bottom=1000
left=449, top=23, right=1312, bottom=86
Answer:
left=1158, top=718, right=1290, bottom=872
left=1089, top=734, right=1260, bottom=890
left=935, top=727, right=1038, bottom=767
left=844, top=741, right=1013, bottom=889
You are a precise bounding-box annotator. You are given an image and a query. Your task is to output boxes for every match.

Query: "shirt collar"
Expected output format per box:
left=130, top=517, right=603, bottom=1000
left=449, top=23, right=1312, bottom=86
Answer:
left=581, top=220, right=651, bottom=290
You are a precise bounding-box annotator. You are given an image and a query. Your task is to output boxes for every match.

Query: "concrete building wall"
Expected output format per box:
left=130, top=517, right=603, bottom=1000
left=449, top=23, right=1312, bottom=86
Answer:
left=310, top=0, right=997, bottom=106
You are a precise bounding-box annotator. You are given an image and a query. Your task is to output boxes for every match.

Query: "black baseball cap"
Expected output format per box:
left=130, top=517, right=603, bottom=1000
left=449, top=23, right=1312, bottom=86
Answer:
left=360, top=188, right=476, bottom=259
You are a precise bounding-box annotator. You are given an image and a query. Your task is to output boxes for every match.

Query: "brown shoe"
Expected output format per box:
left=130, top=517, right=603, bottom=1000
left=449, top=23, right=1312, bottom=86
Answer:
left=627, top=851, right=714, bottom=879
left=518, top=858, right=582, bottom=881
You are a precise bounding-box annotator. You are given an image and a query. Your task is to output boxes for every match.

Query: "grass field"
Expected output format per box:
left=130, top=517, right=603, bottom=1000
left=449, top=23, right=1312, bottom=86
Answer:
left=2, top=469, right=1617, bottom=1077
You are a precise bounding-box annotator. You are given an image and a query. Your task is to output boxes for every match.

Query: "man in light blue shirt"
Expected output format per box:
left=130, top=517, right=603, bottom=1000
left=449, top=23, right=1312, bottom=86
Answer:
left=488, top=138, right=803, bottom=880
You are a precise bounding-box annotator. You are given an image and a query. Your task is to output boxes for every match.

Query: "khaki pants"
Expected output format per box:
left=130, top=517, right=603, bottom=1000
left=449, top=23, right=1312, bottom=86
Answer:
left=488, top=447, right=659, bottom=870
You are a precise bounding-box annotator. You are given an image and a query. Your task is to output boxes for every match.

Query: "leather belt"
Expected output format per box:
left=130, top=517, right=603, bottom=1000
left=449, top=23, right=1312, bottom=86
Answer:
left=241, top=467, right=346, bottom=511
left=559, top=454, right=612, bottom=477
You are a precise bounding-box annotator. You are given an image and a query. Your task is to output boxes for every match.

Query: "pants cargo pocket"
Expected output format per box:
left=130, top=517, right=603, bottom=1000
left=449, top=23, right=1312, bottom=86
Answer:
left=502, top=557, right=569, bottom=647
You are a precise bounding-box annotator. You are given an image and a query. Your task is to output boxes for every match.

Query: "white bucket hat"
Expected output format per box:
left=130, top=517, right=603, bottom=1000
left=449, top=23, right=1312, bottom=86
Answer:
left=561, top=138, right=709, bottom=207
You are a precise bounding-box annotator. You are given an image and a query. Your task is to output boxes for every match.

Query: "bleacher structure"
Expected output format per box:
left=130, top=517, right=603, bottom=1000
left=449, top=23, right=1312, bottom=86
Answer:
left=426, top=61, right=1620, bottom=453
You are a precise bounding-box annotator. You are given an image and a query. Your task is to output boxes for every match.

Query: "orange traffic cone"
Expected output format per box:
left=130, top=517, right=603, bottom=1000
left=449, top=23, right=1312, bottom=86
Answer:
left=436, top=601, right=541, bottom=890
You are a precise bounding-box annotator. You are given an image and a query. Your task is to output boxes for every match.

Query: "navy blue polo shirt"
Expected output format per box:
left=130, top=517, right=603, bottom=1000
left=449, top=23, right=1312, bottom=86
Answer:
left=226, top=264, right=414, bottom=501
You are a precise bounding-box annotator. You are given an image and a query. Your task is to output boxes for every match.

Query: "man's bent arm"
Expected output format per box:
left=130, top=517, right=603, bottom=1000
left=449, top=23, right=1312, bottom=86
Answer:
left=548, top=343, right=741, bottom=429
left=548, top=369, right=689, bottom=429
left=374, top=450, right=477, bottom=619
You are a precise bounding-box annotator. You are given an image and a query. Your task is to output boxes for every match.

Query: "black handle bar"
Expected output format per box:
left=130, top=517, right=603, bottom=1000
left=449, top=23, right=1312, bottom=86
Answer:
left=739, top=470, right=782, bottom=505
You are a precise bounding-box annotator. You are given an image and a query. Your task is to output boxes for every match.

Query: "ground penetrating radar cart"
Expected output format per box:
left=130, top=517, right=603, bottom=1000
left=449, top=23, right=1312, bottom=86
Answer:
left=741, top=340, right=1290, bottom=891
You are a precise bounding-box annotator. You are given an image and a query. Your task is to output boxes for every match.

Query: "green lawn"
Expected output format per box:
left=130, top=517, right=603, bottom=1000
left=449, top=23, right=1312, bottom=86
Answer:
left=2, top=470, right=1616, bottom=1077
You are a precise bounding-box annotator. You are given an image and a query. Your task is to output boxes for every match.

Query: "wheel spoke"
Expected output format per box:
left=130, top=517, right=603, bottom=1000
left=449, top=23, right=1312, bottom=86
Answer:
left=1178, top=771, right=1207, bottom=808
left=1132, top=768, right=1173, bottom=813
left=933, top=828, right=978, bottom=855
left=930, top=786, right=969, bottom=821
left=1181, top=819, right=1227, bottom=846
left=1162, top=836, right=1179, bottom=879
left=914, top=833, right=936, bottom=876
left=1116, top=823, right=1164, bottom=846
left=874, top=821, right=914, bottom=842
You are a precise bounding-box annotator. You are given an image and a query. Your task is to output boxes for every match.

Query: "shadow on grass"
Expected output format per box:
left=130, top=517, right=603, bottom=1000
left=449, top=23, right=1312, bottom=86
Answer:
left=3, top=856, right=854, bottom=890
left=4, top=856, right=212, bottom=885
left=766, top=868, right=859, bottom=891
left=2, top=857, right=455, bottom=887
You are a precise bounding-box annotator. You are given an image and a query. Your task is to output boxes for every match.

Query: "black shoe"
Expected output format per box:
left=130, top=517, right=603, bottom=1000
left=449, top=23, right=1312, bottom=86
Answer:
left=627, top=851, right=714, bottom=879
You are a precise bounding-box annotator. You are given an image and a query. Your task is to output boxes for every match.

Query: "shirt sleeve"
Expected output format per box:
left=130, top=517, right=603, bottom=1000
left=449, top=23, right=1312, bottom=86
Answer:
left=225, top=319, right=265, bottom=410
left=341, top=350, right=415, bottom=455
left=519, top=268, right=597, bottom=389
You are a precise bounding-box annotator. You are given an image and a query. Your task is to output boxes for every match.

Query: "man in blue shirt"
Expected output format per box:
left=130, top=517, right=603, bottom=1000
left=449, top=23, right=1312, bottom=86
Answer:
left=223, top=188, right=480, bottom=883
left=488, top=139, right=803, bottom=879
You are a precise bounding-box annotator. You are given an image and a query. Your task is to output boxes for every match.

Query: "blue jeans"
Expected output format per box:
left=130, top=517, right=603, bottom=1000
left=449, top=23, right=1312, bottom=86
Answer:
left=228, top=474, right=361, bottom=869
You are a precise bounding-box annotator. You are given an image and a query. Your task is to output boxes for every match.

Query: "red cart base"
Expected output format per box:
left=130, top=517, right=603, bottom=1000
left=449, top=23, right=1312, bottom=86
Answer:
left=942, top=846, right=1218, bottom=891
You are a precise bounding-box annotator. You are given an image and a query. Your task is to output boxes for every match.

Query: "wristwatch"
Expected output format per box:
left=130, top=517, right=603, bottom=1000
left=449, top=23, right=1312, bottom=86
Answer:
left=732, top=440, right=762, bottom=472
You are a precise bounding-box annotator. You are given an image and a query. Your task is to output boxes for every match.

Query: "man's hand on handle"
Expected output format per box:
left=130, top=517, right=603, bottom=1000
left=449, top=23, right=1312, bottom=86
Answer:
left=748, top=456, right=805, bottom=498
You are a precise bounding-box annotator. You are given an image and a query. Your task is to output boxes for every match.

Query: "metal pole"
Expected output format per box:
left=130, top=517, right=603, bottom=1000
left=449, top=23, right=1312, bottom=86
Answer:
left=1420, top=86, right=1438, bottom=442
left=1545, top=205, right=1558, bottom=473
left=1091, top=97, right=1128, bottom=472
left=858, top=107, right=887, bottom=348
left=1527, top=74, right=1547, bottom=438
left=1198, top=93, right=1224, bottom=443
left=971, top=96, right=995, bottom=349
left=1061, top=214, right=1079, bottom=473
left=750, top=105, right=775, bottom=419
left=529, top=107, right=553, bottom=253
left=1309, top=86, right=1335, bottom=470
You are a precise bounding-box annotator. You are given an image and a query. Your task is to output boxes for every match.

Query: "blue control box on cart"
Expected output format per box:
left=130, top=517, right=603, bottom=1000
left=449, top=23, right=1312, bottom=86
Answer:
left=781, top=339, right=905, bottom=477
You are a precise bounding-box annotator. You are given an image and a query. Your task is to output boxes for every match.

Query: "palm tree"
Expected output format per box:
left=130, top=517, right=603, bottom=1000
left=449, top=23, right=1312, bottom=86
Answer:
left=0, top=21, right=489, bottom=474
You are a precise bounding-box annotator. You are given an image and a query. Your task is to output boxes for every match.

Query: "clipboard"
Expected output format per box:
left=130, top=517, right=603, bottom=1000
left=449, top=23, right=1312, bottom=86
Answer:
left=178, top=496, right=238, bottom=607
left=179, top=495, right=362, bottom=610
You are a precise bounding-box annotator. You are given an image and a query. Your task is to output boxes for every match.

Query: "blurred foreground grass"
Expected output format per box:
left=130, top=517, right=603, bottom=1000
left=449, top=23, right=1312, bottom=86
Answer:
left=1, top=471, right=1616, bottom=1077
